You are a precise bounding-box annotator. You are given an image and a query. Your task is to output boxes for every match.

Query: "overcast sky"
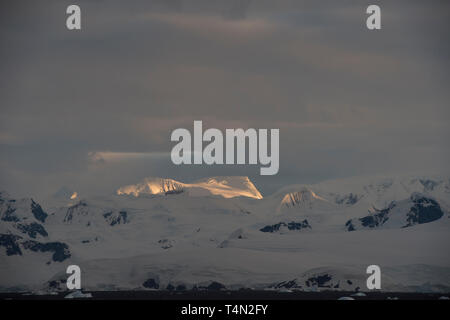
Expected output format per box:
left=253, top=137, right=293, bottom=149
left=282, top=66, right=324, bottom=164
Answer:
left=1, top=0, right=449, bottom=198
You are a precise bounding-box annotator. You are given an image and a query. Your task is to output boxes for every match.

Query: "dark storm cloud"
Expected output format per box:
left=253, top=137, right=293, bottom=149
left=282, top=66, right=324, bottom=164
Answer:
left=0, top=0, right=449, bottom=197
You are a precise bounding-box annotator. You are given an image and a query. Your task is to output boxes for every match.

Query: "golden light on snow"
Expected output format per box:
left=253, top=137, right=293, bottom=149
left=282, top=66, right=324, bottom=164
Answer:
left=116, top=176, right=263, bottom=200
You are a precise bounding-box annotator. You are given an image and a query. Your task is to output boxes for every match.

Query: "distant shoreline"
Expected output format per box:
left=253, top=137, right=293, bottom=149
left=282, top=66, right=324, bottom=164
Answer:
left=1, top=290, right=449, bottom=300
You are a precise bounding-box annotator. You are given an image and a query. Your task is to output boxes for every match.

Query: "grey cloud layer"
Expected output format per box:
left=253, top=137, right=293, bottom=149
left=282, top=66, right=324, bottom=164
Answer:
left=1, top=0, right=449, bottom=197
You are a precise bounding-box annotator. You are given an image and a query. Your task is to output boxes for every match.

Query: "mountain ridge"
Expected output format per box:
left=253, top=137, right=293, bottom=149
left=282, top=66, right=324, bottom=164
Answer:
left=1, top=174, right=449, bottom=293
left=116, top=176, right=263, bottom=199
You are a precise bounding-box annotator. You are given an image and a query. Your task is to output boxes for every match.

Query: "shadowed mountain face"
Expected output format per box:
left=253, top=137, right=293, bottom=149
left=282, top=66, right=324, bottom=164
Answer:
left=116, top=176, right=263, bottom=199
left=0, top=175, right=449, bottom=293
left=405, top=194, right=444, bottom=227
left=260, top=220, right=311, bottom=233
left=0, top=192, right=71, bottom=263
left=345, top=193, right=445, bottom=231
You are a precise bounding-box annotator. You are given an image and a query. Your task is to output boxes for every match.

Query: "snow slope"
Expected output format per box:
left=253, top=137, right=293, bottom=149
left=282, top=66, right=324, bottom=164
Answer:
left=116, top=176, right=263, bottom=199
left=1, top=174, right=449, bottom=293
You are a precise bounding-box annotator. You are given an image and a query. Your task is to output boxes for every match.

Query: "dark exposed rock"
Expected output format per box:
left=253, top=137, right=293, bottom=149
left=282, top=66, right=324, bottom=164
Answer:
left=274, top=279, right=298, bottom=289
left=260, top=220, right=311, bottom=233
left=48, top=279, right=66, bottom=290
left=0, top=194, right=71, bottom=262
left=103, top=211, right=112, bottom=218
left=103, top=210, right=129, bottom=226
left=1, top=204, right=19, bottom=222
left=16, top=222, right=48, bottom=238
left=176, top=284, right=186, bottom=291
left=345, top=220, right=356, bottom=231
left=193, top=281, right=227, bottom=291
left=207, top=281, right=226, bottom=291
left=336, top=193, right=359, bottom=205
left=64, top=201, right=88, bottom=222
left=286, top=220, right=311, bottom=230
left=360, top=210, right=389, bottom=228
left=346, top=194, right=444, bottom=231
left=143, top=278, right=159, bottom=289
left=21, top=240, right=71, bottom=262
left=419, top=179, right=439, bottom=191
left=166, top=283, right=175, bottom=291
left=158, top=239, right=173, bottom=249
left=404, top=194, right=444, bottom=227
left=31, top=199, right=48, bottom=223
left=165, top=189, right=184, bottom=195
left=1, top=196, right=47, bottom=224
left=306, top=274, right=333, bottom=288
left=0, top=234, right=23, bottom=256
left=345, top=202, right=395, bottom=231
left=110, top=211, right=128, bottom=226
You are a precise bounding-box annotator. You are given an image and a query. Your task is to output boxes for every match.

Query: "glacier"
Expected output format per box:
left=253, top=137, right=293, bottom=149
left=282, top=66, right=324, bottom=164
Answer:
left=0, top=174, right=449, bottom=293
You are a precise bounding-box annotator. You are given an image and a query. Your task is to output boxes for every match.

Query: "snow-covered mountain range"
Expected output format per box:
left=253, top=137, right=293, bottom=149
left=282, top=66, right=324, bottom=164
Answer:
left=116, top=176, right=263, bottom=199
left=1, top=175, right=449, bottom=293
